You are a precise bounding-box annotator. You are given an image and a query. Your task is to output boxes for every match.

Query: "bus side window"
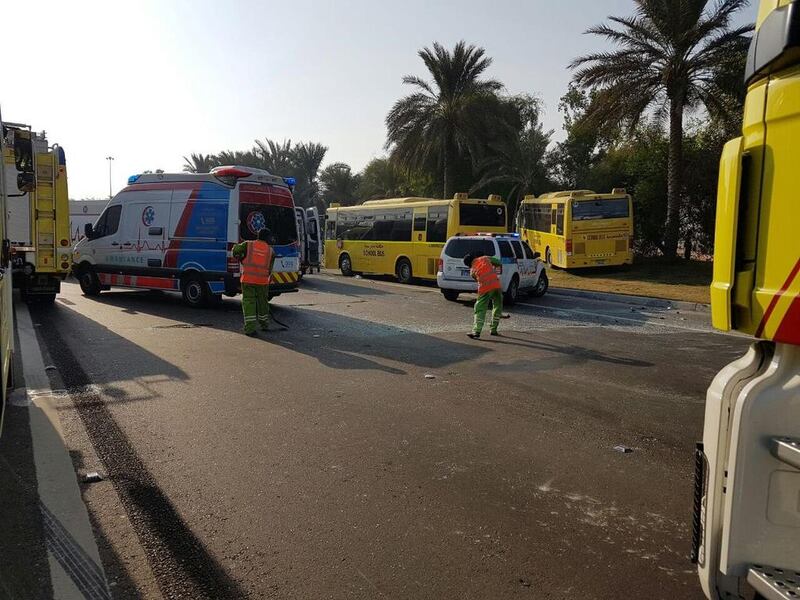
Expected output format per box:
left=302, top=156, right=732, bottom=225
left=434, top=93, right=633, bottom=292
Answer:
left=326, top=217, right=336, bottom=240
left=426, top=207, right=448, bottom=243
left=556, top=205, right=564, bottom=236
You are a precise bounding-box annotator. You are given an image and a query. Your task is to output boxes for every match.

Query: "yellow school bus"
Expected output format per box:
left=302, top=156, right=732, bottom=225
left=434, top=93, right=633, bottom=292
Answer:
left=324, top=193, right=507, bottom=282
left=517, top=189, right=633, bottom=268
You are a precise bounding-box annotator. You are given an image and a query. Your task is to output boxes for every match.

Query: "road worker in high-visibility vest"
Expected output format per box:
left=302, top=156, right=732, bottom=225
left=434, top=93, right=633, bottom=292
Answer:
left=464, top=252, right=503, bottom=339
left=232, top=228, right=275, bottom=336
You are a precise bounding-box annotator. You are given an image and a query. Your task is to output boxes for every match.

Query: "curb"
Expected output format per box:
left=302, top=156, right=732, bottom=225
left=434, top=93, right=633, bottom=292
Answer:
left=549, top=287, right=710, bottom=313
left=15, top=301, right=112, bottom=599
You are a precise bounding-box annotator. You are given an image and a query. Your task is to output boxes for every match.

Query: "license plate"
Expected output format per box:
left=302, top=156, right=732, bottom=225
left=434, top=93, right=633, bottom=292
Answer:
left=595, top=259, right=606, bottom=265
left=460, top=269, right=470, bottom=277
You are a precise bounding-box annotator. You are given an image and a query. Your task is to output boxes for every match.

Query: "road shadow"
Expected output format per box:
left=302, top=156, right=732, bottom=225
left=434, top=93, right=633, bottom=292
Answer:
left=30, top=300, right=189, bottom=405
left=31, top=305, right=248, bottom=600
left=481, top=333, right=653, bottom=368
left=64, top=283, right=489, bottom=373
left=298, top=276, right=394, bottom=297
left=261, top=305, right=489, bottom=373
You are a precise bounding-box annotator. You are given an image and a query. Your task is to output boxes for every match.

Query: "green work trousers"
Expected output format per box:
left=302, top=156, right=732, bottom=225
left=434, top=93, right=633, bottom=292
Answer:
left=241, top=283, right=269, bottom=333
left=473, top=289, right=503, bottom=335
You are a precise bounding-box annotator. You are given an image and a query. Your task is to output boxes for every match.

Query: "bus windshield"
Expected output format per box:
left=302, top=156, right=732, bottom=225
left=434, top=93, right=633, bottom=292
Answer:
left=571, top=199, right=629, bottom=221
left=459, top=203, right=506, bottom=227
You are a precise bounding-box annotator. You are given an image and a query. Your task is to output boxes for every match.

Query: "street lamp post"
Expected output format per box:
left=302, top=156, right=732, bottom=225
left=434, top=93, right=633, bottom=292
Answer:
left=105, top=156, right=114, bottom=198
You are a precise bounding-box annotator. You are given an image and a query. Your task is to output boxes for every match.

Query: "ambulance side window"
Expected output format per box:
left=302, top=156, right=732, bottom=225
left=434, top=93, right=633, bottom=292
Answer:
left=93, top=205, right=121, bottom=238
left=510, top=240, right=524, bottom=259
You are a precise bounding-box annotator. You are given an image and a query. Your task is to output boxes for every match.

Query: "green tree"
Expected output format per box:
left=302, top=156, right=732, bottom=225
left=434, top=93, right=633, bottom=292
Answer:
left=254, top=138, right=295, bottom=175
left=182, top=153, right=218, bottom=173
left=320, top=163, right=361, bottom=207
left=291, top=142, right=328, bottom=208
left=570, top=0, right=752, bottom=258
left=216, top=150, right=261, bottom=168
left=472, top=94, right=553, bottom=217
left=385, top=41, right=509, bottom=199
left=356, top=158, right=432, bottom=201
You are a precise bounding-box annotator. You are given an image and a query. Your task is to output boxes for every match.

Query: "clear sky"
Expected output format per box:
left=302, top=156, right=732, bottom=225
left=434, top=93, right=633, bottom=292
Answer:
left=2, top=0, right=757, bottom=199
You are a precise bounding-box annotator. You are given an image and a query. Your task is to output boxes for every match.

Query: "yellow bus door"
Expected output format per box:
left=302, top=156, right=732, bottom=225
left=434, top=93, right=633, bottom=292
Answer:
left=412, top=208, right=428, bottom=276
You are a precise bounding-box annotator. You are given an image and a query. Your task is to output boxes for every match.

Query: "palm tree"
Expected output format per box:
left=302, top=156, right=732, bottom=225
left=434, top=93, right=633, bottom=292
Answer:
left=472, top=95, right=553, bottom=217
left=254, top=138, right=295, bottom=175
left=182, top=153, right=218, bottom=173
left=291, top=142, right=328, bottom=208
left=216, top=150, right=261, bottom=168
left=385, top=41, right=508, bottom=199
left=570, top=0, right=752, bottom=259
left=320, top=163, right=361, bottom=207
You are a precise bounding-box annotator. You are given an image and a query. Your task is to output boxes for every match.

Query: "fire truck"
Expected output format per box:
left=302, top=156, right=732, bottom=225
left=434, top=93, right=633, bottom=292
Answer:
left=695, top=1, right=800, bottom=598
left=0, top=111, right=14, bottom=434
left=2, top=123, right=71, bottom=303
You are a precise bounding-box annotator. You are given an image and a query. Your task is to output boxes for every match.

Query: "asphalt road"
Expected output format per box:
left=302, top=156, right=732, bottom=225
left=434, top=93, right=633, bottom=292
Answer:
left=28, top=274, right=748, bottom=599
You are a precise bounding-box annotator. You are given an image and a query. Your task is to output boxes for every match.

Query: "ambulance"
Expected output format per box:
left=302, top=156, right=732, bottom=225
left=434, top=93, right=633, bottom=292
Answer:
left=72, top=166, right=301, bottom=307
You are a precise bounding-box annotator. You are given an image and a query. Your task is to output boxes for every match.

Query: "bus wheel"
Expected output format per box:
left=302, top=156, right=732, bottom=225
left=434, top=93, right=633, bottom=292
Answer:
left=181, top=275, right=209, bottom=308
left=530, top=272, right=548, bottom=298
left=78, top=267, right=102, bottom=296
left=396, top=258, right=413, bottom=284
left=545, top=247, right=552, bottom=266
left=339, top=254, right=354, bottom=276
left=504, top=275, right=519, bottom=305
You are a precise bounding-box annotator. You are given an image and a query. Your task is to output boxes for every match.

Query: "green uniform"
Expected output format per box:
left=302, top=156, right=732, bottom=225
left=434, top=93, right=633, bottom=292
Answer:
left=233, top=242, right=273, bottom=334
left=473, top=256, right=503, bottom=335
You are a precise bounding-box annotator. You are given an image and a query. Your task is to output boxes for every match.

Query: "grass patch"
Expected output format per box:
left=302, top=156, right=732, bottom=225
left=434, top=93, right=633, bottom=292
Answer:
left=547, top=258, right=712, bottom=304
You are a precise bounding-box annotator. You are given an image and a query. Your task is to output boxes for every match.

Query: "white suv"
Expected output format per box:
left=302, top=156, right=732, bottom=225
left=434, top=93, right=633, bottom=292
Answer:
left=436, top=234, right=548, bottom=304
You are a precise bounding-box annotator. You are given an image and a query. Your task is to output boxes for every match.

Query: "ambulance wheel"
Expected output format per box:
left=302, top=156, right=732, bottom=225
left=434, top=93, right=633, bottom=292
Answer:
left=78, top=267, right=102, bottom=297
left=504, top=276, right=519, bottom=306
left=396, top=258, right=412, bottom=284
left=441, top=289, right=460, bottom=302
left=530, top=272, right=548, bottom=298
left=181, top=275, right=209, bottom=308
left=339, top=253, right=353, bottom=277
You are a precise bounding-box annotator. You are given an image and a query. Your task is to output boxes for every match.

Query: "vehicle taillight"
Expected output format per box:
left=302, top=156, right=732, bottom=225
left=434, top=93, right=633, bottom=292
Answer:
left=566, top=239, right=573, bottom=255
left=437, top=258, right=443, bottom=272
left=227, top=243, right=239, bottom=274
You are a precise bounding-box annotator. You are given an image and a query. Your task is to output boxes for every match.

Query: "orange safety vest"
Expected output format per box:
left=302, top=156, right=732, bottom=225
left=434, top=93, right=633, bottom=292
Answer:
left=240, top=240, right=273, bottom=286
left=471, top=255, right=501, bottom=295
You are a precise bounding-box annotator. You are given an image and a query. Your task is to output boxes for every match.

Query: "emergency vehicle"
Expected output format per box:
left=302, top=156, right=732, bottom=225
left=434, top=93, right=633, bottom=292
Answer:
left=2, top=123, right=71, bottom=302
left=696, top=1, right=800, bottom=598
left=295, top=206, right=323, bottom=276
left=0, top=112, right=14, bottom=434
left=72, top=166, right=301, bottom=307
left=437, top=233, right=548, bottom=304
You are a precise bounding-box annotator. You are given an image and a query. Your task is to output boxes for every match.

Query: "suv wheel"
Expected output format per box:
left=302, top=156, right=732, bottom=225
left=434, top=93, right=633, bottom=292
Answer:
left=530, top=271, right=548, bottom=298
left=504, top=276, right=519, bottom=305
left=441, top=289, right=459, bottom=302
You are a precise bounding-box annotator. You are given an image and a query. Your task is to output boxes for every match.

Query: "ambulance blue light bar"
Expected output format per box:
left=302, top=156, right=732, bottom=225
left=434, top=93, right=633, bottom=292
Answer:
left=128, top=174, right=141, bottom=184
left=284, top=177, right=296, bottom=187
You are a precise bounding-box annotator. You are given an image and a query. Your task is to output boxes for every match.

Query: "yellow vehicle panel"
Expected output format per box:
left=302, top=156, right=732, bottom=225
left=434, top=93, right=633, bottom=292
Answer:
left=710, top=5, right=800, bottom=345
